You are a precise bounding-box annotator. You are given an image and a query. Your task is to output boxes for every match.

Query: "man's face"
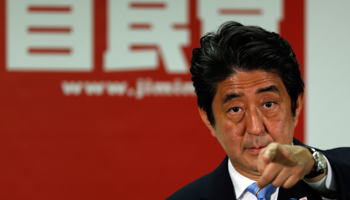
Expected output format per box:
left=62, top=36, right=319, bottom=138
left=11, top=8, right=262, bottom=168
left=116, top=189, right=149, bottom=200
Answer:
left=199, top=70, right=303, bottom=179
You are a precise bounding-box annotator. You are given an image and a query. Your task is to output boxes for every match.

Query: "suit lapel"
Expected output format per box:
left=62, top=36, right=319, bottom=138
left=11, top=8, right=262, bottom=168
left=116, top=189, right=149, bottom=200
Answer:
left=278, top=181, right=307, bottom=200
left=200, top=156, right=236, bottom=200
left=278, top=180, right=323, bottom=200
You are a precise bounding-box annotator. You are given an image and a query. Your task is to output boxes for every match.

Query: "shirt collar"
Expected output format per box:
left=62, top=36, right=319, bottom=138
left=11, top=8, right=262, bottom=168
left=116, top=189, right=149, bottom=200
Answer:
left=227, top=158, right=256, bottom=199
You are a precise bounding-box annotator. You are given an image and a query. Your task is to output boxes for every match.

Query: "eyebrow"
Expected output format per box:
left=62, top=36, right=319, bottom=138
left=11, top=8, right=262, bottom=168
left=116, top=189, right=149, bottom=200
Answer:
left=256, top=85, right=280, bottom=95
left=222, top=85, right=280, bottom=104
left=223, top=92, right=244, bottom=104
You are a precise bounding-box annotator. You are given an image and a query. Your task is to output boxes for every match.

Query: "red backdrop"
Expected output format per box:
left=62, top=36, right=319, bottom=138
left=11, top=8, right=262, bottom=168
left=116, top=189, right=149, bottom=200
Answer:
left=0, top=0, right=305, bottom=199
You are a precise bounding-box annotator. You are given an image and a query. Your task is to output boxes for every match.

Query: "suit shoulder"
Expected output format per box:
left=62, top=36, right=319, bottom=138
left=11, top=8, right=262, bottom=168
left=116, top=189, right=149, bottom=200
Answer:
left=166, top=173, right=213, bottom=200
left=166, top=157, right=233, bottom=200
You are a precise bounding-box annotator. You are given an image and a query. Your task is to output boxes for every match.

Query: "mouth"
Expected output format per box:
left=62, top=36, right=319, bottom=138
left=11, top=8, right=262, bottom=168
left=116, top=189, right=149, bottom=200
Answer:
left=246, top=146, right=266, bottom=154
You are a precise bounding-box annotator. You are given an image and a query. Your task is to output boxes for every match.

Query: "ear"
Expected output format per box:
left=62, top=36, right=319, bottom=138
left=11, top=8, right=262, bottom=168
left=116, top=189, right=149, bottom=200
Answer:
left=293, top=92, right=304, bottom=128
left=198, top=107, right=217, bottom=138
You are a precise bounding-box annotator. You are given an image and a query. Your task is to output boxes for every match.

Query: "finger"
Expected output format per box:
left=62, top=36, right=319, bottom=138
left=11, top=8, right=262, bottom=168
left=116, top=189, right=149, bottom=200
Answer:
left=257, top=162, right=283, bottom=188
left=258, top=148, right=267, bottom=173
left=282, top=174, right=302, bottom=189
left=273, top=145, right=296, bottom=165
left=270, top=168, right=293, bottom=187
left=282, top=166, right=304, bottom=188
left=258, top=143, right=278, bottom=172
left=263, top=143, right=279, bottom=163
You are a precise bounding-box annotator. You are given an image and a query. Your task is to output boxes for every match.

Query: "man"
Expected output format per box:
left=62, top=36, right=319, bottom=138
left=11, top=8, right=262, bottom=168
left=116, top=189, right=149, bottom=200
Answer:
left=167, top=21, right=350, bottom=200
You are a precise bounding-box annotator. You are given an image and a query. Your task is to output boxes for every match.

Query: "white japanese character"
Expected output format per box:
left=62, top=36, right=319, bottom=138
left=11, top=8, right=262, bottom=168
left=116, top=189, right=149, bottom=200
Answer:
left=104, top=0, right=190, bottom=74
left=199, top=0, right=282, bottom=34
left=7, top=0, right=93, bottom=71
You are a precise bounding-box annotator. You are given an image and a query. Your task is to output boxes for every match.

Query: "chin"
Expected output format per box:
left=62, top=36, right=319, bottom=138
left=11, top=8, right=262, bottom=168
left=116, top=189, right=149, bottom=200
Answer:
left=249, top=165, right=259, bottom=173
left=244, top=160, right=259, bottom=173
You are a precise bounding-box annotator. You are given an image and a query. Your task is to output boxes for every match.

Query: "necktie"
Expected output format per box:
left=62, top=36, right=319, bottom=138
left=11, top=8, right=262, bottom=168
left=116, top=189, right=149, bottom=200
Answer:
left=246, top=182, right=276, bottom=200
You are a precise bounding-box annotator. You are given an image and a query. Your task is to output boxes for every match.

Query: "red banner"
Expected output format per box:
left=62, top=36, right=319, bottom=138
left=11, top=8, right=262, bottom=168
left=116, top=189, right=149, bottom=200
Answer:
left=0, top=0, right=304, bottom=199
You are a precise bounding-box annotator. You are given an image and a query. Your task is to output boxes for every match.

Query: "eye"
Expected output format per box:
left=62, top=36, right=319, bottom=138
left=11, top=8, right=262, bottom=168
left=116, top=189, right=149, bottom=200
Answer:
left=263, top=102, right=275, bottom=108
left=230, top=107, right=242, bottom=113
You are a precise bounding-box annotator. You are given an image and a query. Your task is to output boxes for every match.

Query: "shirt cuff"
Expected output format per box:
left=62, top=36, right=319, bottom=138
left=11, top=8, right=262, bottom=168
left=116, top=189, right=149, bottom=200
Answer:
left=304, top=155, right=337, bottom=195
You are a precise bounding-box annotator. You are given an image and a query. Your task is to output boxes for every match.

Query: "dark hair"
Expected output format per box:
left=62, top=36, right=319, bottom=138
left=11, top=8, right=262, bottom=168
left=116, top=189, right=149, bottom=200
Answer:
left=190, top=21, right=304, bottom=126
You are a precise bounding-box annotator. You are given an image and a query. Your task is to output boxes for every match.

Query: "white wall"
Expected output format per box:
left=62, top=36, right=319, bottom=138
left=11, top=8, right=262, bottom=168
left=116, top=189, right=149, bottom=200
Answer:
left=306, top=0, right=350, bottom=149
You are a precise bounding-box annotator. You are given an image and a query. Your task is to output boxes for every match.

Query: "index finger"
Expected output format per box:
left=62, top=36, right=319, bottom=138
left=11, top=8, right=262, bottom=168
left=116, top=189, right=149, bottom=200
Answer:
left=258, top=143, right=278, bottom=173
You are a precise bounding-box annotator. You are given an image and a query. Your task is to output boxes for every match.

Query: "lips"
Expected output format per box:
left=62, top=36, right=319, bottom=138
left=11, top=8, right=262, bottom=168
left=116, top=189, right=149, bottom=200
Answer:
left=247, top=146, right=266, bottom=154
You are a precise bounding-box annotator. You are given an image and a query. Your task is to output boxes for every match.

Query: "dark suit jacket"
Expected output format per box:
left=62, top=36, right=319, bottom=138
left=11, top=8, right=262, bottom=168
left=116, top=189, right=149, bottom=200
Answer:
left=167, top=138, right=350, bottom=200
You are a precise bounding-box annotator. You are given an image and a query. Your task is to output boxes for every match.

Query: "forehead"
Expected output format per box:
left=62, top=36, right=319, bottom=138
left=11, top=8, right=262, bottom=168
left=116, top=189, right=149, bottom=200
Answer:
left=215, top=70, right=287, bottom=98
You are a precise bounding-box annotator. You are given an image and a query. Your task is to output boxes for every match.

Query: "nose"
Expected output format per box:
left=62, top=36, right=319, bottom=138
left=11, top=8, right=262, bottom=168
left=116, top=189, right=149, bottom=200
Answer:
left=246, top=106, right=265, bottom=135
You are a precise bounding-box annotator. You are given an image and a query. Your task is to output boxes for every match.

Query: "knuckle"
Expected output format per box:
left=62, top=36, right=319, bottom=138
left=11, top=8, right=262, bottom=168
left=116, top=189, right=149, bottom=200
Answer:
left=271, top=179, right=282, bottom=187
left=258, top=166, right=264, bottom=173
left=283, top=182, right=292, bottom=189
left=262, top=174, right=273, bottom=183
left=270, top=142, right=278, bottom=150
left=284, top=178, right=298, bottom=189
left=295, top=168, right=304, bottom=178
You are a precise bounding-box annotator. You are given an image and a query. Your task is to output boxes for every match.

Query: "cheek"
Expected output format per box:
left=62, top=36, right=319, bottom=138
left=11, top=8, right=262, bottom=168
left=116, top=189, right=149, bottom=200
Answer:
left=266, top=114, right=295, bottom=144
left=217, top=121, right=245, bottom=146
left=221, top=118, right=245, bottom=135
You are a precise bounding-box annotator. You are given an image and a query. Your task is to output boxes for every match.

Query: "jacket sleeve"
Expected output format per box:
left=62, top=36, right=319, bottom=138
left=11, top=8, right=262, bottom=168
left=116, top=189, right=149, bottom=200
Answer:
left=321, top=147, right=350, bottom=200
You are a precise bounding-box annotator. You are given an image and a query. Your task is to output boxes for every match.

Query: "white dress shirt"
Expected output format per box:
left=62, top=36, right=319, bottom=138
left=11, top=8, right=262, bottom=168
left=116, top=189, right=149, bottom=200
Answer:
left=228, top=157, right=337, bottom=200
